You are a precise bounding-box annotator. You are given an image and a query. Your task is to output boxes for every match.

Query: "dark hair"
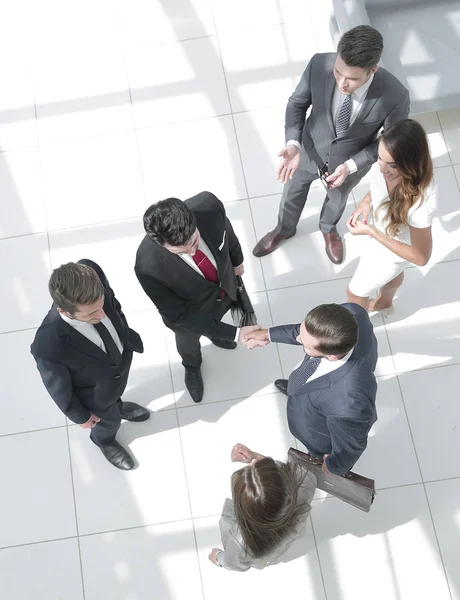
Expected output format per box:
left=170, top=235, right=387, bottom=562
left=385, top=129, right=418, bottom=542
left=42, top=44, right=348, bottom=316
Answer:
left=377, top=119, right=434, bottom=237
left=49, top=262, right=104, bottom=315
left=143, top=198, right=197, bottom=246
left=231, top=458, right=311, bottom=559
left=337, top=25, right=383, bottom=70
left=304, top=304, right=358, bottom=356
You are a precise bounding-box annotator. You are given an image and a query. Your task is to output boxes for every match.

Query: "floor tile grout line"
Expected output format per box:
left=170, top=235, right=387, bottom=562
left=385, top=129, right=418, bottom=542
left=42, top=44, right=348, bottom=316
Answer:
left=65, top=424, right=87, bottom=600
left=309, top=518, right=329, bottom=600
left=435, top=110, right=454, bottom=168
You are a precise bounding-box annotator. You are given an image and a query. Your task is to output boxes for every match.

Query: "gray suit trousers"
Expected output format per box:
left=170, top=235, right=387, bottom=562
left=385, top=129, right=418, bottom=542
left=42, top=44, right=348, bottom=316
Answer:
left=276, top=157, right=370, bottom=235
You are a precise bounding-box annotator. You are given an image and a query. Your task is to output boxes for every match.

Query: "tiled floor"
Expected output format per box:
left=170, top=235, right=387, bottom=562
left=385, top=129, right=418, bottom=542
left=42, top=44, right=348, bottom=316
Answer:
left=0, top=1, right=459, bottom=599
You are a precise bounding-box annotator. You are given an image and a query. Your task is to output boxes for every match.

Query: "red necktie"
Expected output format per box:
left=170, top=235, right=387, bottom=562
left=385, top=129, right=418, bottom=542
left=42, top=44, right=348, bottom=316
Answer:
left=192, top=248, right=218, bottom=283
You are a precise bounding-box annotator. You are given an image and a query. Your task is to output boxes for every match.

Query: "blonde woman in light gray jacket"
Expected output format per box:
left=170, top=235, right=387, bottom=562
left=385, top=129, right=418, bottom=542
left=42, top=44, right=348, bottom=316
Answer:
left=208, top=444, right=316, bottom=571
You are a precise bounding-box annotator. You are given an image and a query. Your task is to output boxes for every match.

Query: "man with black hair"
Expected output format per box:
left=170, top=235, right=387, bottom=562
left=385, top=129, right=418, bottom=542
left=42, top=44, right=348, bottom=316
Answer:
left=253, top=25, right=410, bottom=264
left=135, top=192, right=260, bottom=403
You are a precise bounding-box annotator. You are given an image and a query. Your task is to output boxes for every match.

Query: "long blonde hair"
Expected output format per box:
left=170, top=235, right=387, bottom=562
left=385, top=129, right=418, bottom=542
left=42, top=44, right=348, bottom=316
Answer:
left=376, top=119, right=433, bottom=237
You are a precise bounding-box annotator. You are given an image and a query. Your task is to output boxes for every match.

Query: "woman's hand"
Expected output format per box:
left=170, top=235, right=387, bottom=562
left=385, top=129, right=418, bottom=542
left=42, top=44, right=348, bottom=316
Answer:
left=349, top=201, right=371, bottom=227
left=231, top=443, right=254, bottom=463
left=208, top=548, right=223, bottom=567
left=346, top=216, right=374, bottom=236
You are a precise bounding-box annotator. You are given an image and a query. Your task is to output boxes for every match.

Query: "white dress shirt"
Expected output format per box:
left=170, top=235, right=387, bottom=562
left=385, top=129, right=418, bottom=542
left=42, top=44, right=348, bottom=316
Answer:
left=287, top=73, right=375, bottom=175
left=60, top=313, right=124, bottom=354
left=306, top=347, right=354, bottom=383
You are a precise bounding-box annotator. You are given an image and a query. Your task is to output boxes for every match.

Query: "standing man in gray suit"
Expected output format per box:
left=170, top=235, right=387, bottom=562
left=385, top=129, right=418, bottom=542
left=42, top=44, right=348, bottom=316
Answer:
left=253, top=25, right=410, bottom=264
left=244, top=303, right=378, bottom=475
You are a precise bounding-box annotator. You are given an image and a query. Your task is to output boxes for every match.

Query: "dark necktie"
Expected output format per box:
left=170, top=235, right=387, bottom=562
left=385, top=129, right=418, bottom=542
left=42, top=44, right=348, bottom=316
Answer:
left=192, top=248, right=218, bottom=283
left=287, top=356, right=321, bottom=395
left=335, top=93, right=352, bottom=136
left=94, top=321, right=122, bottom=365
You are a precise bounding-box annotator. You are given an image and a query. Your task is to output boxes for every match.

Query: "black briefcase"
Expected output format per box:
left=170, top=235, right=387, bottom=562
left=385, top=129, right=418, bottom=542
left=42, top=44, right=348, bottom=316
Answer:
left=288, top=447, right=376, bottom=512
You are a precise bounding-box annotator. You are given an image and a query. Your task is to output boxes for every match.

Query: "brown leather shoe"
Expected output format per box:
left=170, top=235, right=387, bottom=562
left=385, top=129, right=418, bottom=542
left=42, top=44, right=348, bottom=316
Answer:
left=322, top=230, right=344, bottom=264
left=252, top=230, right=295, bottom=257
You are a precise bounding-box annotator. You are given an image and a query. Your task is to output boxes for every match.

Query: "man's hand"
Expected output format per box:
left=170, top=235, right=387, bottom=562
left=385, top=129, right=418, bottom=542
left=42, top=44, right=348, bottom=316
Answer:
left=242, top=328, right=270, bottom=350
left=322, top=454, right=332, bottom=475
left=208, top=548, right=223, bottom=567
left=231, top=443, right=255, bottom=463
left=277, top=145, right=300, bottom=183
left=234, top=263, right=244, bottom=277
left=326, top=163, right=350, bottom=189
left=80, top=413, right=100, bottom=429
left=238, top=324, right=261, bottom=345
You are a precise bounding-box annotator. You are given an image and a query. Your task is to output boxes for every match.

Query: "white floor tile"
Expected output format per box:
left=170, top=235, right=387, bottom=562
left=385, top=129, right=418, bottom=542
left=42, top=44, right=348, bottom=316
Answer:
left=137, top=115, right=247, bottom=204
left=219, top=199, right=265, bottom=293
left=0, top=148, right=46, bottom=239
left=0, top=538, right=84, bottom=600
left=34, top=45, right=133, bottom=144
left=426, top=478, right=460, bottom=600
left=352, top=376, right=421, bottom=489
left=267, top=280, right=395, bottom=378
left=0, top=428, right=76, bottom=547
left=427, top=165, right=460, bottom=267
left=80, top=521, right=203, bottom=600
left=413, top=111, right=451, bottom=168
left=251, top=189, right=366, bottom=290
left=399, top=364, right=460, bottom=481
left=177, top=394, right=297, bottom=518
left=312, top=486, right=451, bottom=600
left=49, top=219, right=151, bottom=315
left=0, top=329, right=66, bottom=436
left=126, top=37, right=230, bottom=129
left=123, top=309, right=176, bottom=412
left=0, top=48, right=37, bottom=152
left=169, top=292, right=283, bottom=406
left=41, top=132, right=145, bottom=231
left=212, top=0, right=284, bottom=31
left=117, top=0, right=215, bottom=47
left=69, top=411, right=190, bottom=535
left=438, top=106, right=460, bottom=165
left=194, top=514, right=326, bottom=599
left=233, top=106, right=285, bottom=198
left=0, top=233, right=51, bottom=333
left=219, top=22, right=315, bottom=113
left=384, top=261, right=460, bottom=373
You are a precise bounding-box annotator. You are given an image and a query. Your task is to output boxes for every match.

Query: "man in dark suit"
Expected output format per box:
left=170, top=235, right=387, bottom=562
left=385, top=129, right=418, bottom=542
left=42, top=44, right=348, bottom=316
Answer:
left=245, top=303, right=377, bottom=475
left=31, top=260, right=149, bottom=471
left=135, top=192, right=259, bottom=404
left=253, top=25, right=410, bottom=264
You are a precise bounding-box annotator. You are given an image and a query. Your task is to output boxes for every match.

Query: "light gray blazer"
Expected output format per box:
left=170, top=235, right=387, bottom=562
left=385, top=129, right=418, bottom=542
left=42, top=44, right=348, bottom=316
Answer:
left=286, top=53, right=410, bottom=175
left=218, top=466, right=316, bottom=571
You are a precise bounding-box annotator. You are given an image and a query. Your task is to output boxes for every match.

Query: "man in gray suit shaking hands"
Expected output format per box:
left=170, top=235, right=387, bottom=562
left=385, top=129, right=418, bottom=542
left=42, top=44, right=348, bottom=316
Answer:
left=253, top=25, right=410, bottom=264
left=244, top=303, right=378, bottom=476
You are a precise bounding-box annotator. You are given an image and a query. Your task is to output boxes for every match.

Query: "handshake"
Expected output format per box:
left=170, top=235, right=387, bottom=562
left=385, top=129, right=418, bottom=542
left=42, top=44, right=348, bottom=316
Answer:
left=237, top=325, right=270, bottom=350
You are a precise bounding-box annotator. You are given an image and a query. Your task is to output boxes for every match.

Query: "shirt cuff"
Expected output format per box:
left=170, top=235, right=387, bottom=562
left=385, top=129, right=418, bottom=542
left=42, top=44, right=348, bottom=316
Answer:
left=286, top=139, right=301, bottom=150
left=345, top=158, right=358, bottom=174
left=234, top=327, right=240, bottom=343
left=267, top=328, right=272, bottom=342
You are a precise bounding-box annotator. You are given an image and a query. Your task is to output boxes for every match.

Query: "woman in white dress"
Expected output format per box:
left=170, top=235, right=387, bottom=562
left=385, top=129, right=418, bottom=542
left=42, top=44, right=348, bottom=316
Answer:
left=208, top=443, right=316, bottom=571
left=346, top=119, right=437, bottom=312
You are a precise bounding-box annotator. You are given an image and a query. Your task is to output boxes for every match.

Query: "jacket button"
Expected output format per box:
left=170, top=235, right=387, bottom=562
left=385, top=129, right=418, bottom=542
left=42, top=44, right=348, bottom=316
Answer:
left=114, top=374, right=121, bottom=379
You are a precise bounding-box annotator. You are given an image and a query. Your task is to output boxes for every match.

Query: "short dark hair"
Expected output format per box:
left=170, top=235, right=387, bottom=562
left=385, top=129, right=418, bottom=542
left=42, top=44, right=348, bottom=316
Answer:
left=304, top=304, right=358, bottom=356
left=337, top=25, right=383, bottom=71
left=49, top=262, right=104, bottom=315
left=143, top=198, right=197, bottom=246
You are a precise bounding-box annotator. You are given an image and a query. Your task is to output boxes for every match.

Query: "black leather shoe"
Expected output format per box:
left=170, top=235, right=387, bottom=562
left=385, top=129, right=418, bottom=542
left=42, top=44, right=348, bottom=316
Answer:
left=211, top=339, right=237, bottom=350
left=98, top=441, right=135, bottom=470
left=275, top=379, right=288, bottom=395
left=185, top=367, right=204, bottom=403
left=119, top=401, right=150, bottom=422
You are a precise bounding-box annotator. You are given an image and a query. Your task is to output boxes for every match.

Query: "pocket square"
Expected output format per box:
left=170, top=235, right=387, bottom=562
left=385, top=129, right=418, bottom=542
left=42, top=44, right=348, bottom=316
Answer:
left=218, top=230, right=227, bottom=251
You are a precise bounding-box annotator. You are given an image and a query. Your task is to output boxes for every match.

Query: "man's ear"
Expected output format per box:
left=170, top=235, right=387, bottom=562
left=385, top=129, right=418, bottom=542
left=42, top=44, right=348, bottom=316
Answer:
left=370, top=65, right=379, bottom=74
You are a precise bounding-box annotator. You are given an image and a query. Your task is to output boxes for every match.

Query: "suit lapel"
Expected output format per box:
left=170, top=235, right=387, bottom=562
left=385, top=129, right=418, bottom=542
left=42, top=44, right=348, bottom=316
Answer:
left=57, top=318, right=112, bottom=363
left=347, top=72, right=382, bottom=131
left=325, top=71, right=336, bottom=135
left=300, top=352, right=357, bottom=393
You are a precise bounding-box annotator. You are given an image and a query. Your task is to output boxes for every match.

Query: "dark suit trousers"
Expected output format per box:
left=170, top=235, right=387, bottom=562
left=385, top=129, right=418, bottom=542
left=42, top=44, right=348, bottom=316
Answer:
left=175, top=293, right=234, bottom=368
left=89, top=399, right=125, bottom=447
left=276, top=158, right=370, bottom=235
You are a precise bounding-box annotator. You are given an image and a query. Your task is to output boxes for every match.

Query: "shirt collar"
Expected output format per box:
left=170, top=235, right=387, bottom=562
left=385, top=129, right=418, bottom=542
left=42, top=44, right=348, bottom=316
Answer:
left=352, top=72, right=374, bottom=100
left=59, top=312, right=88, bottom=328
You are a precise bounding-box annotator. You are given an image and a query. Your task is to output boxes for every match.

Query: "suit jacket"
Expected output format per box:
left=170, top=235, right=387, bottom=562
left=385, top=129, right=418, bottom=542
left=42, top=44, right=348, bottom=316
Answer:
left=270, top=303, right=378, bottom=476
left=30, top=259, right=143, bottom=424
left=135, top=191, right=244, bottom=341
left=285, top=53, right=410, bottom=174
left=218, top=467, right=316, bottom=571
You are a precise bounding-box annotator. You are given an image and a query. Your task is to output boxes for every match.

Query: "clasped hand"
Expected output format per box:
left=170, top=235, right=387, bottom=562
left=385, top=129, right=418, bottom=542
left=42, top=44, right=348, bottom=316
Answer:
left=238, top=325, right=270, bottom=350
